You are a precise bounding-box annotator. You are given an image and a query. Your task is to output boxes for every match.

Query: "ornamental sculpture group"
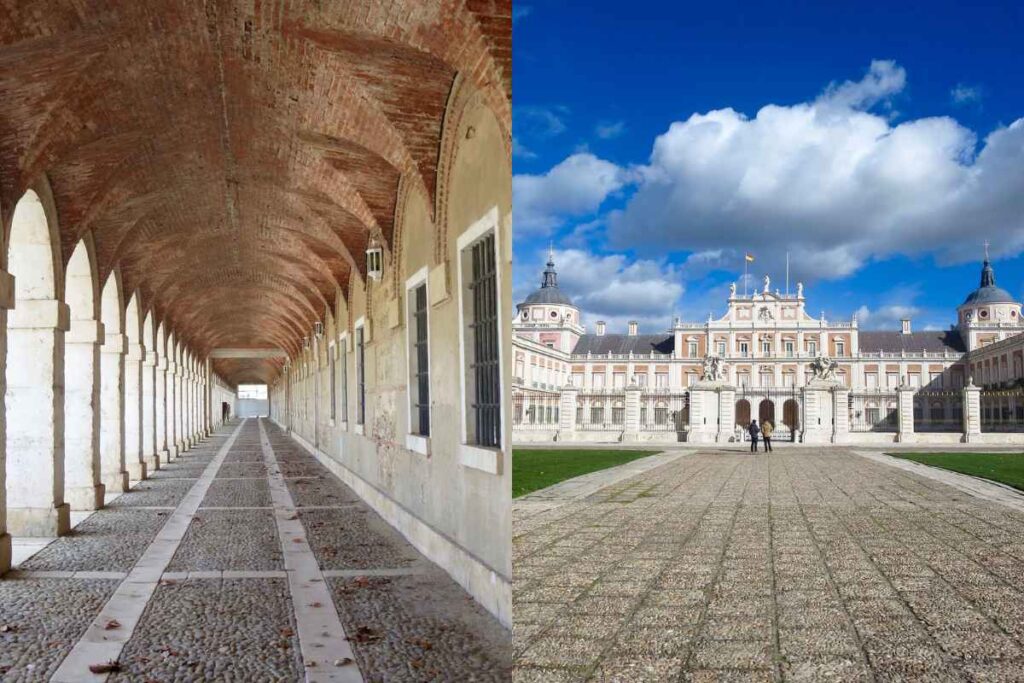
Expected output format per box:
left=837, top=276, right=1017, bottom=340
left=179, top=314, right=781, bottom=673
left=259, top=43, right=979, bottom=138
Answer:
left=699, top=354, right=839, bottom=383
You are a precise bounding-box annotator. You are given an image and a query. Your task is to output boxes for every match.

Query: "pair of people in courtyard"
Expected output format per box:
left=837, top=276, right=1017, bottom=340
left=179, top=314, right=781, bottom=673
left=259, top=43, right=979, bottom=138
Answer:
left=748, top=419, right=774, bottom=452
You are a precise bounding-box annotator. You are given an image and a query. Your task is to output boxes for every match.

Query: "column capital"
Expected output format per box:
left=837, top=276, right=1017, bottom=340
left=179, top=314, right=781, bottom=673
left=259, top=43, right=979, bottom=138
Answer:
left=167, top=361, right=178, bottom=373
left=67, top=318, right=105, bottom=344
left=8, top=299, right=70, bottom=331
left=102, top=333, right=128, bottom=354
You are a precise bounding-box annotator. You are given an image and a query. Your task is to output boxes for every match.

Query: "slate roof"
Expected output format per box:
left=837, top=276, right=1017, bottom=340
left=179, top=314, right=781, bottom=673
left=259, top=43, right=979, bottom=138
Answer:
left=962, top=259, right=1018, bottom=306
left=858, top=330, right=966, bottom=354
left=520, top=287, right=575, bottom=306
left=572, top=334, right=674, bottom=355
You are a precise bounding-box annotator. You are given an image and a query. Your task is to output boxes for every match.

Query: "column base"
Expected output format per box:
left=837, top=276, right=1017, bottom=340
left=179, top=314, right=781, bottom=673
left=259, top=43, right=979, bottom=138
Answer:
left=163, top=446, right=176, bottom=461
left=0, top=533, right=11, bottom=575
left=103, top=471, right=130, bottom=494
left=896, top=432, right=917, bottom=444
left=7, top=503, right=71, bottom=537
left=127, top=460, right=148, bottom=482
left=66, top=483, right=105, bottom=511
left=144, top=452, right=160, bottom=473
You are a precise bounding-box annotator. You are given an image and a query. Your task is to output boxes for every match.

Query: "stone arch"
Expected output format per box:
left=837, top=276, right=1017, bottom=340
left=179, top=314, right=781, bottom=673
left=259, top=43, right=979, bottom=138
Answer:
left=98, top=269, right=128, bottom=496
left=783, top=399, right=800, bottom=433
left=5, top=184, right=71, bottom=537
left=758, top=399, right=775, bottom=426
left=124, top=291, right=146, bottom=480
left=64, top=235, right=104, bottom=511
left=735, top=399, right=751, bottom=427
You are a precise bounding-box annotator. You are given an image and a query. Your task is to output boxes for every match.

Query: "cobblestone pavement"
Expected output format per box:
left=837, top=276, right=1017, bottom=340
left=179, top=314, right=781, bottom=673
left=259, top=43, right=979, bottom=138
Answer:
left=1, top=419, right=510, bottom=681
left=513, top=449, right=1024, bottom=682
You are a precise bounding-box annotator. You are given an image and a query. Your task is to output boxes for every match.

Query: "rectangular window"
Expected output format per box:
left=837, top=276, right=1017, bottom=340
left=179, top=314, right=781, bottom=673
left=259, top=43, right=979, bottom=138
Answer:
left=836, top=341, right=845, bottom=356
left=356, top=325, right=365, bottom=425
left=886, top=372, right=898, bottom=389
left=407, top=279, right=431, bottom=437
left=613, top=372, right=625, bottom=388
left=466, top=232, right=501, bottom=448
left=761, top=341, right=771, bottom=354
left=592, top=373, right=605, bottom=389
left=739, top=342, right=749, bottom=357
left=329, top=348, right=337, bottom=422
left=340, top=339, right=348, bottom=424
left=866, top=373, right=878, bottom=389
left=656, top=373, right=668, bottom=388
left=785, top=341, right=794, bottom=355
left=717, top=341, right=726, bottom=356
left=809, top=341, right=818, bottom=355
left=688, top=341, right=698, bottom=357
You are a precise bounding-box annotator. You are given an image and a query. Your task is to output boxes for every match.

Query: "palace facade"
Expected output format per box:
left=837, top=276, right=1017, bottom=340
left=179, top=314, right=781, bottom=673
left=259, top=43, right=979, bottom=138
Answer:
left=512, top=251, right=1024, bottom=442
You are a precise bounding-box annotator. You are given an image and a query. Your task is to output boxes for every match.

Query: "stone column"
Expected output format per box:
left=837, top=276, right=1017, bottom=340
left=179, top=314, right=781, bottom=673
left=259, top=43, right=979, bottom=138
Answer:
left=558, top=385, right=577, bottom=439
left=156, top=352, right=169, bottom=461
left=687, top=384, right=718, bottom=444
left=165, top=358, right=178, bottom=460
left=6, top=298, right=71, bottom=536
left=125, top=340, right=146, bottom=480
left=173, top=359, right=184, bottom=453
left=99, top=331, right=129, bottom=494
left=897, top=384, right=916, bottom=443
left=64, top=317, right=105, bottom=510
left=141, top=350, right=158, bottom=474
left=622, top=383, right=642, bottom=442
left=0, top=270, right=13, bottom=569
left=717, top=386, right=736, bottom=442
left=963, top=382, right=982, bottom=443
left=832, top=386, right=850, bottom=444
left=801, top=381, right=835, bottom=444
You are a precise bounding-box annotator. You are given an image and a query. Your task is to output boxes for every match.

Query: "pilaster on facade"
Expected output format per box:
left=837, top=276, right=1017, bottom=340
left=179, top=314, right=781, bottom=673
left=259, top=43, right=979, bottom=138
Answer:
left=64, top=317, right=105, bottom=511
left=99, top=331, right=129, bottom=494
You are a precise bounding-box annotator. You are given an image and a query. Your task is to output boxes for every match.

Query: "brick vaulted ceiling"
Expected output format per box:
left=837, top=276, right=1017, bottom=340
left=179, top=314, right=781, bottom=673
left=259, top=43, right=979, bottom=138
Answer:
left=0, top=0, right=511, bottom=386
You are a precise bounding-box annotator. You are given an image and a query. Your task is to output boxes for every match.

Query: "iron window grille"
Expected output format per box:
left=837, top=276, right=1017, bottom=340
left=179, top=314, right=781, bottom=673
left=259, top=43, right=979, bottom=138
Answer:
left=468, top=233, right=501, bottom=448
left=329, top=353, right=336, bottom=421
left=356, top=327, right=365, bottom=425
left=340, top=343, right=348, bottom=423
left=410, top=283, right=430, bottom=436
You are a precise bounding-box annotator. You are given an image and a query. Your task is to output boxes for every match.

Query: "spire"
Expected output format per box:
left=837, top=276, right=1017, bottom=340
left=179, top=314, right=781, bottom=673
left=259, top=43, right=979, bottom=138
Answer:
left=541, top=246, right=558, bottom=288
left=980, top=242, right=996, bottom=288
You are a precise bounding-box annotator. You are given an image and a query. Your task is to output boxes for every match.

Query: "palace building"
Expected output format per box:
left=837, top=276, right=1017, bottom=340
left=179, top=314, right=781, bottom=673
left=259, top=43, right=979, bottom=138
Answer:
left=513, top=250, right=1024, bottom=443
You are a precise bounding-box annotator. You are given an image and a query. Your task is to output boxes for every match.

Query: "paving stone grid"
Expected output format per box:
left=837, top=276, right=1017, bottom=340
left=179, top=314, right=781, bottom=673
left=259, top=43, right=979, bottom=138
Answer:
left=1, top=419, right=510, bottom=682
left=514, top=449, right=1024, bottom=682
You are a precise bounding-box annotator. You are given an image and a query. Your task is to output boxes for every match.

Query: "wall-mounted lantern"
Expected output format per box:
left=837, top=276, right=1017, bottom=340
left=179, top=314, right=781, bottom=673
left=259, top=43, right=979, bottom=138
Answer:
left=366, top=236, right=384, bottom=282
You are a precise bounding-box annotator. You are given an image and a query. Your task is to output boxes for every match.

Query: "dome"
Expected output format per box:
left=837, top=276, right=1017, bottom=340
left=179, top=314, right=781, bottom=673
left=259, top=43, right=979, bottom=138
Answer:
left=960, top=260, right=1018, bottom=306
left=518, top=249, right=575, bottom=308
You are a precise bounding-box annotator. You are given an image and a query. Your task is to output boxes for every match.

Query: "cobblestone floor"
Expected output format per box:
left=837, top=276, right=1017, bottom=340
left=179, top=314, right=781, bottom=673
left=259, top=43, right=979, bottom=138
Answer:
left=1, top=419, right=510, bottom=681
left=513, top=449, right=1024, bottom=682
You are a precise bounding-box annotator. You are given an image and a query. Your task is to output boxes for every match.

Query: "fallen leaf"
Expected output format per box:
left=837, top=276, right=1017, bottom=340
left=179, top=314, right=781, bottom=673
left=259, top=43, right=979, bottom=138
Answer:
left=89, top=661, right=122, bottom=674
left=335, top=658, right=354, bottom=666
left=346, top=626, right=382, bottom=643
left=104, top=619, right=121, bottom=630
left=309, top=601, right=322, bottom=608
left=280, top=627, right=294, bottom=637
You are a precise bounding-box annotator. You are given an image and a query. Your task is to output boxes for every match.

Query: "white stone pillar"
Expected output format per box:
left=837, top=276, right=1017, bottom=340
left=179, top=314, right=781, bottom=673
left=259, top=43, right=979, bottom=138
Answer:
left=897, top=384, right=916, bottom=443
left=832, top=386, right=850, bottom=444
left=125, top=340, right=145, bottom=480
left=6, top=299, right=72, bottom=536
left=687, top=385, right=719, bottom=444
left=0, top=270, right=13, bottom=569
left=963, top=382, right=982, bottom=443
left=801, top=382, right=835, bottom=444
left=718, top=386, right=736, bottom=442
left=173, top=359, right=183, bottom=453
left=166, top=358, right=179, bottom=458
left=64, top=317, right=105, bottom=510
left=558, top=385, right=577, bottom=438
left=99, top=331, right=129, bottom=494
left=141, top=350, right=158, bottom=474
left=155, top=351, right=168, bottom=460
left=622, top=383, right=642, bottom=442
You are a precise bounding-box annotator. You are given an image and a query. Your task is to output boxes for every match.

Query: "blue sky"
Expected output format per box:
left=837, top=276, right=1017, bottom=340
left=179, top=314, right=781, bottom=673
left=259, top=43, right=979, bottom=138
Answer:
left=512, top=0, right=1024, bottom=334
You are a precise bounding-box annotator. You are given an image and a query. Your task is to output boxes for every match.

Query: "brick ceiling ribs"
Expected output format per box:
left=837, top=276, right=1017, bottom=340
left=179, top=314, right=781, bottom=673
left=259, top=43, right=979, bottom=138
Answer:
left=0, top=0, right=511, bottom=387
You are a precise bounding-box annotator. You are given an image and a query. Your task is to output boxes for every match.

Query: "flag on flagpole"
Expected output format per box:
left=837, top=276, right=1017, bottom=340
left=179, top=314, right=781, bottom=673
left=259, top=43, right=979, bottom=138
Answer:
left=745, top=253, right=755, bottom=263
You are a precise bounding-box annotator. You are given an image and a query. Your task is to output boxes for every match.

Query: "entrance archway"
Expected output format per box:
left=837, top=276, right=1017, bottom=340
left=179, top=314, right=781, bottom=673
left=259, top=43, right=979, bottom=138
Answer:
left=783, top=399, right=800, bottom=435
left=758, top=399, right=775, bottom=425
left=735, top=399, right=751, bottom=427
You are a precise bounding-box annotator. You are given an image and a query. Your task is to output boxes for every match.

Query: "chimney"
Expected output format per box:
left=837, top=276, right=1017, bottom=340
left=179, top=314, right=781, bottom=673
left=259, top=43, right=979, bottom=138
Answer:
left=628, top=320, right=638, bottom=336
left=901, top=318, right=911, bottom=335
left=596, top=321, right=606, bottom=336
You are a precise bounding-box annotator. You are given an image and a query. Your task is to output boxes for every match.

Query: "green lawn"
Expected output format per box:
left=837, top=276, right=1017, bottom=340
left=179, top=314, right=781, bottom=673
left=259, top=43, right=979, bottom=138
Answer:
left=513, top=448, right=660, bottom=498
left=890, top=452, right=1024, bottom=491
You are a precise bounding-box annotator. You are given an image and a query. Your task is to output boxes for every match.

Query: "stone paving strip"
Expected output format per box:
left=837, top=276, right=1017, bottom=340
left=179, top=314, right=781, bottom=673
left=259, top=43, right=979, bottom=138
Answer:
left=50, top=421, right=244, bottom=682
left=514, top=449, right=1024, bottom=682
left=257, top=418, right=363, bottom=683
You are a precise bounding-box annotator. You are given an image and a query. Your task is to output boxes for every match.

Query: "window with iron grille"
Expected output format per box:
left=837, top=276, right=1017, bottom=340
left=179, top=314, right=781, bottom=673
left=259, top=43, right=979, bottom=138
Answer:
left=467, top=233, right=501, bottom=447
left=340, top=341, right=348, bottom=424
left=329, top=351, right=337, bottom=422
left=408, top=282, right=430, bottom=436
left=356, top=326, right=365, bottom=425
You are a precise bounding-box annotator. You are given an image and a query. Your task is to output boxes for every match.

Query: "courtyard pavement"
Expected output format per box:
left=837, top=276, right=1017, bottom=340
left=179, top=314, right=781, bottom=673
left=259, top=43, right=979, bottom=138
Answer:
left=514, top=448, right=1024, bottom=682
left=1, top=418, right=510, bottom=682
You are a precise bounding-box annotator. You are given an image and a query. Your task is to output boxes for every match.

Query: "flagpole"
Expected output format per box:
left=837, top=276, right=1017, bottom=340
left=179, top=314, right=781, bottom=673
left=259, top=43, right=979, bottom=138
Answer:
left=786, top=251, right=790, bottom=297
left=744, top=254, right=748, bottom=298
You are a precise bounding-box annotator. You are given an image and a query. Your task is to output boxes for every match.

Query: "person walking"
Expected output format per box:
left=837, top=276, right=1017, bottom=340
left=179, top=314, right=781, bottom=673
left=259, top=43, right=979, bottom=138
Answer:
left=748, top=419, right=760, bottom=453
left=761, top=420, right=774, bottom=452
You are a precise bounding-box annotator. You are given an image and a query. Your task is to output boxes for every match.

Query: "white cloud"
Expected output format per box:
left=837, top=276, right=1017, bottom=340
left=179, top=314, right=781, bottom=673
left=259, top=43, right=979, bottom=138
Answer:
left=595, top=120, right=626, bottom=139
left=599, top=60, right=1024, bottom=278
left=513, top=5, right=532, bottom=23
left=855, top=304, right=920, bottom=329
left=951, top=83, right=982, bottom=105
left=513, top=153, right=632, bottom=234
left=512, top=136, right=536, bottom=159
left=515, top=105, right=568, bottom=139
left=528, top=248, right=684, bottom=333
